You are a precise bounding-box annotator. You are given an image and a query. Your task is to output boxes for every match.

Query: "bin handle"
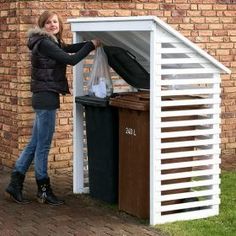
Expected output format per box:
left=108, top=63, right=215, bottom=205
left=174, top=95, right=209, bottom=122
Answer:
left=126, top=50, right=136, bottom=60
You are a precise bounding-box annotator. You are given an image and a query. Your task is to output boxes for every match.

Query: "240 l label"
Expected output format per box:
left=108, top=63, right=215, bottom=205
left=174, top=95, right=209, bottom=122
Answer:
left=125, top=127, right=137, bottom=136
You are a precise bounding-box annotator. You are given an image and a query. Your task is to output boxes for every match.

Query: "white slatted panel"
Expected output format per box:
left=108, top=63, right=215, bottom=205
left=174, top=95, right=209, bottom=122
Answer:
left=153, top=35, right=221, bottom=224
left=156, top=208, right=219, bottom=224
left=161, top=139, right=219, bottom=148
left=160, top=178, right=220, bottom=191
left=161, top=78, right=220, bottom=85
left=161, top=118, right=220, bottom=127
left=161, top=148, right=220, bottom=159
left=161, top=188, right=220, bottom=201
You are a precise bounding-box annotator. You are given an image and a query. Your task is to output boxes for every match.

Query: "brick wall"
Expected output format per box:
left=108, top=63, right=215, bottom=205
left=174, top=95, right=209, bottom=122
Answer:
left=0, top=0, right=235, bottom=171
left=0, top=0, right=19, bottom=169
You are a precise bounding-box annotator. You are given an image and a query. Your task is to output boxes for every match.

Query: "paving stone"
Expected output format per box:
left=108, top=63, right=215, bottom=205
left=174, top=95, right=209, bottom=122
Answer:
left=0, top=169, right=163, bottom=236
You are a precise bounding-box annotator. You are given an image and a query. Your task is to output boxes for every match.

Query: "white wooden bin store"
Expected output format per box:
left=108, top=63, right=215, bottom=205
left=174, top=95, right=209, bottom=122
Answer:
left=68, top=16, right=231, bottom=225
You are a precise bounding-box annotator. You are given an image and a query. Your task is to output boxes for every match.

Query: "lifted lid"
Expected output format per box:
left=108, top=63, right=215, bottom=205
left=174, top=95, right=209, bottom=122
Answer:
left=103, top=46, right=150, bottom=90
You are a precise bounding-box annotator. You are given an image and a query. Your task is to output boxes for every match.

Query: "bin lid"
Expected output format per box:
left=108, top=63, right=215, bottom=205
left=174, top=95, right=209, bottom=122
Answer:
left=103, top=46, right=150, bottom=90
left=75, top=95, right=109, bottom=107
left=109, top=92, right=150, bottom=111
left=110, top=93, right=204, bottom=111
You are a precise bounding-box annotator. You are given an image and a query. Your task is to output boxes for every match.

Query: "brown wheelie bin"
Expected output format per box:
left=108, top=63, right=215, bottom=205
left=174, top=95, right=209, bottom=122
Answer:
left=110, top=92, right=200, bottom=218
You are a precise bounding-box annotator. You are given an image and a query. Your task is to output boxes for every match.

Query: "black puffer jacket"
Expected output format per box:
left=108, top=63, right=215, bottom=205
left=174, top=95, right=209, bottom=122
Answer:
left=28, top=28, right=69, bottom=94
left=27, top=27, right=95, bottom=95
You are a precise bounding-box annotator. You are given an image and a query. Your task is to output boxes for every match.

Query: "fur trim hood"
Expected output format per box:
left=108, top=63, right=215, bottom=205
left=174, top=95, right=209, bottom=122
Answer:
left=27, top=27, right=58, bottom=50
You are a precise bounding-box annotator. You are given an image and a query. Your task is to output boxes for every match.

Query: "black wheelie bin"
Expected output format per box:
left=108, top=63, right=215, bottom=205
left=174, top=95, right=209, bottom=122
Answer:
left=75, top=96, right=119, bottom=204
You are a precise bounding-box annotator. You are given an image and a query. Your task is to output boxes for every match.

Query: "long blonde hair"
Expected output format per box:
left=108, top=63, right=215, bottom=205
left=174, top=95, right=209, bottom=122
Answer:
left=37, top=10, right=64, bottom=44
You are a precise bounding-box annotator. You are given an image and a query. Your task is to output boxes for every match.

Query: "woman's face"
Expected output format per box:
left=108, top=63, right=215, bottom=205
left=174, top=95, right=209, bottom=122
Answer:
left=44, top=14, right=60, bottom=35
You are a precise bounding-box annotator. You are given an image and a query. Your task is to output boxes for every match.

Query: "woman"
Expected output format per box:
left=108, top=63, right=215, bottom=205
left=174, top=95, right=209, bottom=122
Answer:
left=5, top=11, right=101, bottom=205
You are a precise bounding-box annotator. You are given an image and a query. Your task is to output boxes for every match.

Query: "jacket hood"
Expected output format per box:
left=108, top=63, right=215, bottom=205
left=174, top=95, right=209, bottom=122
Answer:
left=27, top=27, right=58, bottom=50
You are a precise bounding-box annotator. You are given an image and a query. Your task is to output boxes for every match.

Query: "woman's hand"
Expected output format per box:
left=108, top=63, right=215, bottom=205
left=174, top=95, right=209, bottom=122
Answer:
left=91, top=39, right=101, bottom=48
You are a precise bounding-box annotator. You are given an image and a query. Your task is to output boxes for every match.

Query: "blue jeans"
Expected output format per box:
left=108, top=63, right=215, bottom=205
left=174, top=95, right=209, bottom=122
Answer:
left=14, top=109, right=56, bottom=180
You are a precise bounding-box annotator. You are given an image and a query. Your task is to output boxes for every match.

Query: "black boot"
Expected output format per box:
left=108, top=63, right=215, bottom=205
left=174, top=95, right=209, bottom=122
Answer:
left=36, top=177, right=64, bottom=206
left=5, top=171, right=31, bottom=204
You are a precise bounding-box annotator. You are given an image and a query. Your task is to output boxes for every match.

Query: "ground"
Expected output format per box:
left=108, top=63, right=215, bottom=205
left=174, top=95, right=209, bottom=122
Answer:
left=0, top=168, right=163, bottom=236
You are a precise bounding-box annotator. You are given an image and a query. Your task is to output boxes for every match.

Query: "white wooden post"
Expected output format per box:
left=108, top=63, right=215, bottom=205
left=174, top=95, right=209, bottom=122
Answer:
left=73, top=33, right=87, bottom=193
left=150, top=29, right=162, bottom=225
left=212, top=73, right=221, bottom=214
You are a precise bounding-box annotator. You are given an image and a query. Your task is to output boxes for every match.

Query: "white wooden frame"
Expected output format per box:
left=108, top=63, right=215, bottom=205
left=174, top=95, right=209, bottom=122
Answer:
left=68, top=16, right=230, bottom=225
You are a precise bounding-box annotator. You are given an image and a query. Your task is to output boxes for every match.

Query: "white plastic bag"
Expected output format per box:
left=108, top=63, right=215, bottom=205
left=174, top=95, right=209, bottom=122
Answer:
left=88, top=47, right=113, bottom=98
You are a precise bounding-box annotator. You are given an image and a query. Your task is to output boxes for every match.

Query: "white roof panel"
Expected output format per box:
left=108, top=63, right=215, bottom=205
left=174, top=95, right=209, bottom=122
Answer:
left=68, top=16, right=230, bottom=74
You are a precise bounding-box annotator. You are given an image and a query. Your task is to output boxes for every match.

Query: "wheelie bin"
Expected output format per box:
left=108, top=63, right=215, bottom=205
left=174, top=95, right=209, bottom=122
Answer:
left=75, top=95, right=119, bottom=204
left=110, top=92, right=198, bottom=218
